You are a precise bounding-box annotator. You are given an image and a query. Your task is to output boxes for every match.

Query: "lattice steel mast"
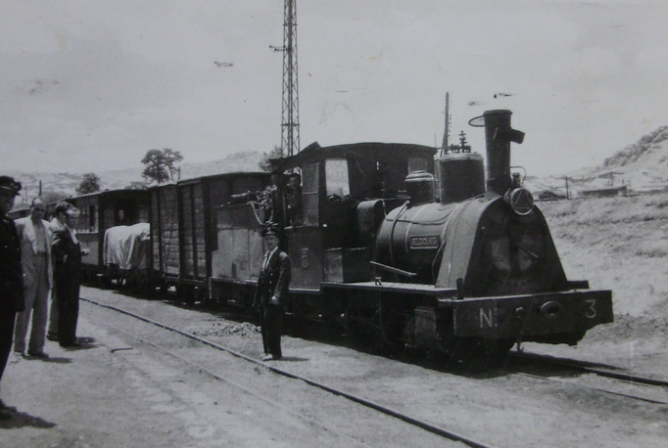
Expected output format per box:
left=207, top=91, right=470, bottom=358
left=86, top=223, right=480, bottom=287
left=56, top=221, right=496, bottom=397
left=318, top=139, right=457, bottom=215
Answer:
left=275, top=0, right=300, bottom=158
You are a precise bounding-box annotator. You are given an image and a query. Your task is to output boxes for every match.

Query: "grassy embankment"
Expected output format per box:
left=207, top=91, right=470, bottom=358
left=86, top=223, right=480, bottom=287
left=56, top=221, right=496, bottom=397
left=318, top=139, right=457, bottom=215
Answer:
left=539, top=192, right=668, bottom=341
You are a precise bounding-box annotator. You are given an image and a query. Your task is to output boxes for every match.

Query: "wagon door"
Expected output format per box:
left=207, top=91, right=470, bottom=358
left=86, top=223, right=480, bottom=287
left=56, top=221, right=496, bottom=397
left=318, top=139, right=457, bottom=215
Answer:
left=179, top=182, right=206, bottom=281
left=156, top=185, right=180, bottom=278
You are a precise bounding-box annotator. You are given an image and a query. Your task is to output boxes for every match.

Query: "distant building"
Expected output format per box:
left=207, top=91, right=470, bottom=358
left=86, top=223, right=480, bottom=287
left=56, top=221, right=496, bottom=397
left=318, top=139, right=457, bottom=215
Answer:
left=579, top=185, right=628, bottom=198
left=536, top=190, right=567, bottom=202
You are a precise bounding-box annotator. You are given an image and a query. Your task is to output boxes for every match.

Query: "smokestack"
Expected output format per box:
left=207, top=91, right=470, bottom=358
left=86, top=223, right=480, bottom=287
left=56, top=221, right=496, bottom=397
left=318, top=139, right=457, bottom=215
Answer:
left=483, top=110, right=525, bottom=194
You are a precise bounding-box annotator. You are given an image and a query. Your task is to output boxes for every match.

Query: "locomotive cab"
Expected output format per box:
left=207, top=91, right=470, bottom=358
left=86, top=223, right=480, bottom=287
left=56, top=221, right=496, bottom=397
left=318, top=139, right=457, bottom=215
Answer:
left=269, top=142, right=437, bottom=316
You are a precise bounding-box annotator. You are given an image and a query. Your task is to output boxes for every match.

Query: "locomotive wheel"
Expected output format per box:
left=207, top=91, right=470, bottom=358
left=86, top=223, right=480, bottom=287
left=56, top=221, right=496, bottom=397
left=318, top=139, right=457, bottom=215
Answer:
left=378, top=301, right=407, bottom=351
left=342, top=308, right=375, bottom=338
left=449, top=338, right=515, bottom=370
left=566, top=331, right=586, bottom=346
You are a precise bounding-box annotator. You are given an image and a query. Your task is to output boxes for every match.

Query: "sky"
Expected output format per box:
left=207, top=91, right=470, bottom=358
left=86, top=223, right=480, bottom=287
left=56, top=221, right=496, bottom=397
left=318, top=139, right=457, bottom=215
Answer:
left=1, top=0, right=667, bottom=178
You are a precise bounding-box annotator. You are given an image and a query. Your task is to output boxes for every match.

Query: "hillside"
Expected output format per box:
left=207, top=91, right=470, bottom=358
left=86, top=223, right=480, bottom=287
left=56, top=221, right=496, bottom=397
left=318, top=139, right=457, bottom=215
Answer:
left=539, top=191, right=668, bottom=346
left=7, top=151, right=265, bottom=208
left=7, top=125, right=668, bottom=208
left=526, top=126, right=668, bottom=197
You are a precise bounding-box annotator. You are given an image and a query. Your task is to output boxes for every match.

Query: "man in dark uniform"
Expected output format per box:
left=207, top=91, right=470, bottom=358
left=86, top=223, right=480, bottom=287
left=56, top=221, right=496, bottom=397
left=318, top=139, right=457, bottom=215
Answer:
left=286, top=172, right=302, bottom=226
left=0, top=176, right=24, bottom=419
left=253, top=225, right=291, bottom=361
left=51, top=202, right=83, bottom=348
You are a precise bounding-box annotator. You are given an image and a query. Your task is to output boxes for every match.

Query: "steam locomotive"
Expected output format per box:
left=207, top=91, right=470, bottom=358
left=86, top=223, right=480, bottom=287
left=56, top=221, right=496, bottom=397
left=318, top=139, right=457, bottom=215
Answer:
left=213, top=109, right=613, bottom=356
left=57, top=109, right=614, bottom=358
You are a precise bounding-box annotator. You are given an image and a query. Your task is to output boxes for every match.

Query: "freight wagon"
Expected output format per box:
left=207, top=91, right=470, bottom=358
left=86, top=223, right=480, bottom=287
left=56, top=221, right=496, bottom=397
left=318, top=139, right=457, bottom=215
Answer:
left=148, top=172, right=271, bottom=303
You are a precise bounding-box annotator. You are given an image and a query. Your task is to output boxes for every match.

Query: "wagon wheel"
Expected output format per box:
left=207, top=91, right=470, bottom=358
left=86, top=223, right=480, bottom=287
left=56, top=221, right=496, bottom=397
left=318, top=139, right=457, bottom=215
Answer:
left=81, top=270, right=91, bottom=285
left=183, top=285, right=196, bottom=307
left=216, top=294, right=228, bottom=310
left=195, top=285, right=208, bottom=305
left=135, top=269, right=147, bottom=295
left=141, top=271, right=156, bottom=298
left=209, top=282, right=228, bottom=309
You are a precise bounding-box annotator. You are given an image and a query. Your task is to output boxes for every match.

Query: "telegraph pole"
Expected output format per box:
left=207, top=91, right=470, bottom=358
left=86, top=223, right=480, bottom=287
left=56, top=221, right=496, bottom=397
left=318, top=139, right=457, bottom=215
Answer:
left=440, top=92, right=451, bottom=157
left=271, top=0, right=300, bottom=158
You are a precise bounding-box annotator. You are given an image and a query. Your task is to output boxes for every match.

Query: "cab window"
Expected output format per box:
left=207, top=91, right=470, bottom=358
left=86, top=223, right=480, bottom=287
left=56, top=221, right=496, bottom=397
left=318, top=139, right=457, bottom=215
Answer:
left=325, top=158, right=350, bottom=199
left=302, top=162, right=319, bottom=225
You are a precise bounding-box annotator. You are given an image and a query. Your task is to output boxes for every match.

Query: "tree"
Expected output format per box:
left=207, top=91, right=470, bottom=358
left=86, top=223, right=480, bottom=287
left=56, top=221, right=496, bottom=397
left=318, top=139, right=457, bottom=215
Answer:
left=258, top=145, right=283, bottom=172
left=125, top=181, right=148, bottom=190
left=41, top=190, right=69, bottom=204
left=76, top=173, right=101, bottom=195
left=141, top=148, right=183, bottom=184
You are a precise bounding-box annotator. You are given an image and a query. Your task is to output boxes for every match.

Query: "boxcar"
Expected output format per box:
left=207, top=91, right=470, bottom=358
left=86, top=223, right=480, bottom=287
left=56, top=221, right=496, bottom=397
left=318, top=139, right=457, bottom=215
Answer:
left=149, top=172, right=271, bottom=301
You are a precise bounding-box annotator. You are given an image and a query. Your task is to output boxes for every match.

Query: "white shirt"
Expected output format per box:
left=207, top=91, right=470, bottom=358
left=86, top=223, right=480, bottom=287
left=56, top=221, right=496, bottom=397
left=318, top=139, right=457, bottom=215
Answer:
left=262, top=247, right=278, bottom=271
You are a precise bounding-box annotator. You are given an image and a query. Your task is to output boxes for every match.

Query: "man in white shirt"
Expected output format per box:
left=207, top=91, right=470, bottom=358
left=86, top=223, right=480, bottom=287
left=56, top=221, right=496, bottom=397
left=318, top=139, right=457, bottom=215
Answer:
left=13, top=197, right=52, bottom=358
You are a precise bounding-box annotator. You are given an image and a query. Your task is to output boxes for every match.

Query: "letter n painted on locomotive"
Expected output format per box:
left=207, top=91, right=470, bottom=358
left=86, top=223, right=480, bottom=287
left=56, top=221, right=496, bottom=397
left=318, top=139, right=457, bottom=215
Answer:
left=479, top=307, right=496, bottom=328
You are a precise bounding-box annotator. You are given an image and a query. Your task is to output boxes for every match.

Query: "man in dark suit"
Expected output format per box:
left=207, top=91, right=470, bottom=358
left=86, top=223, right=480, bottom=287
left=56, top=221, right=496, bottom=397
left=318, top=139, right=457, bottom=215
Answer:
left=254, top=225, right=291, bottom=361
left=0, top=176, right=23, bottom=419
left=51, top=202, right=84, bottom=348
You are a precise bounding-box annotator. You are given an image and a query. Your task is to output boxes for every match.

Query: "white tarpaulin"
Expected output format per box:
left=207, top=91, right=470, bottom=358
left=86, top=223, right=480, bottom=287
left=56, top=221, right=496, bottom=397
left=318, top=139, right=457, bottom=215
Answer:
left=103, top=223, right=150, bottom=271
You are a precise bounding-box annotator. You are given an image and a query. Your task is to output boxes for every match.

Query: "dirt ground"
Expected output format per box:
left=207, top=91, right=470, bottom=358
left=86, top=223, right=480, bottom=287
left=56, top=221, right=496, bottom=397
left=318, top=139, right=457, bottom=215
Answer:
left=3, top=281, right=668, bottom=448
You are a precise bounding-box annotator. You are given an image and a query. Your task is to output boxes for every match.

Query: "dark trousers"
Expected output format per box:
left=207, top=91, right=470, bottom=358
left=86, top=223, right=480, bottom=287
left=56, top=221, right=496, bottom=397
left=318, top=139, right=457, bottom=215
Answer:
left=260, top=305, right=283, bottom=358
left=56, top=279, right=80, bottom=347
left=0, top=306, right=17, bottom=390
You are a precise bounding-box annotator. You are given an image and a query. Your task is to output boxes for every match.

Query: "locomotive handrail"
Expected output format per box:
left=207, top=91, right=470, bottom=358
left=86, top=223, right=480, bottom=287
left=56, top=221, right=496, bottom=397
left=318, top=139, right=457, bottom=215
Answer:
left=321, top=281, right=457, bottom=296
left=369, top=261, right=417, bottom=278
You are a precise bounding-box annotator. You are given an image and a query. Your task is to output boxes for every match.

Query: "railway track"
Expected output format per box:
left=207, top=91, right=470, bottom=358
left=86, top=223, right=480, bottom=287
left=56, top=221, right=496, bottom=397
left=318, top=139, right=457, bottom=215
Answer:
left=507, top=351, right=668, bottom=405
left=77, top=290, right=668, bottom=448
left=81, top=296, right=498, bottom=448
left=510, top=351, right=668, bottom=388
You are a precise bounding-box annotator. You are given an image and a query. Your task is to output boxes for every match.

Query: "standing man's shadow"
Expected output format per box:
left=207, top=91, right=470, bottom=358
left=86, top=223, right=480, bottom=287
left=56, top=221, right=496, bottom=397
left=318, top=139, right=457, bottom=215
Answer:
left=0, top=410, right=56, bottom=429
